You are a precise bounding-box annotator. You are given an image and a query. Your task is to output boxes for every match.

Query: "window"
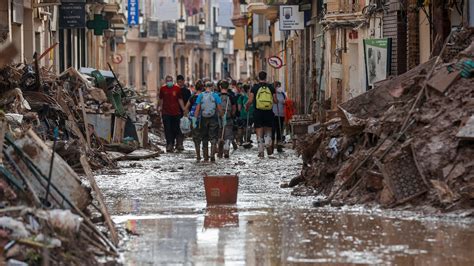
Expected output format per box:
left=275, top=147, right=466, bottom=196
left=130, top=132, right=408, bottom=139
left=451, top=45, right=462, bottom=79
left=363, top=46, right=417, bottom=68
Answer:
left=35, top=32, right=41, bottom=55
left=141, top=56, right=148, bottom=86
left=159, top=57, right=166, bottom=81
left=129, top=56, right=136, bottom=86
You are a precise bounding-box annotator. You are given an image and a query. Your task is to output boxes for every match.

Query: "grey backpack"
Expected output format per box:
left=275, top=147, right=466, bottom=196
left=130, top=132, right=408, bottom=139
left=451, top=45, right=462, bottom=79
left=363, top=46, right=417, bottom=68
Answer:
left=201, top=92, right=217, bottom=118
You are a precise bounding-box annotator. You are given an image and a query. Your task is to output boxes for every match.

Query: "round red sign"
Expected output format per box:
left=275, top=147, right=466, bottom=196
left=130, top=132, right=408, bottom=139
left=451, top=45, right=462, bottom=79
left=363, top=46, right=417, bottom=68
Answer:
left=268, top=56, right=283, bottom=69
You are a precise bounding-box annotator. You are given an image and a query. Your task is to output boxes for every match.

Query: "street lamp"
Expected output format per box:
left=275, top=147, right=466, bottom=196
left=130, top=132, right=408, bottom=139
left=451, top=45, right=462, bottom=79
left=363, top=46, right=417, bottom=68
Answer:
left=215, top=25, right=222, bottom=33
left=198, top=18, right=206, bottom=32
left=177, top=16, right=186, bottom=30
left=229, top=27, right=236, bottom=36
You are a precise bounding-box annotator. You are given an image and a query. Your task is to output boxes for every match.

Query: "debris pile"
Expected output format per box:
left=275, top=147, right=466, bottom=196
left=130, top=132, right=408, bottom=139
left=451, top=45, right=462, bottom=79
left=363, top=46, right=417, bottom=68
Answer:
left=295, top=28, right=474, bottom=211
left=0, top=61, right=160, bottom=171
left=0, top=127, right=118, bottom=264
left=0, top=44, right=160, bottom=263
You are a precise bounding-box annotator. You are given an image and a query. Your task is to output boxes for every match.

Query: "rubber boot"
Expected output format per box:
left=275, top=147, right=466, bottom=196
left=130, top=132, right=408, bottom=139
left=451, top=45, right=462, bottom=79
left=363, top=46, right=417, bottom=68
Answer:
left=194, top=142, right=201, bottom=162
left=217, top=141, right=224, bottom=158
left=210, top=142, right=217, bottom=162
left=232, top=140, right=238, bottom=150
left=175, top=135, right=184, bottom=152
left=277, top=141, right=284, bottom=153
left=257, top=137, right=265, bottom=158
left=224, top=140, right=231, bottom=158
left=202, top=141, right=209, bottom=162
left=237, top=129, right=244, bottom=145
left=265, top=134, right=273, bottom=156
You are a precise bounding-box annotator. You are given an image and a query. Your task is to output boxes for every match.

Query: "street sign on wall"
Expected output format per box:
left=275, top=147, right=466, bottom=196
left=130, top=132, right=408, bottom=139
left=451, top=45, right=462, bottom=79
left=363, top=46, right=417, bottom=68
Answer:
left=279, top=5, right=305, bottom=31
left=128, top=0, right=139, bottom=26
left=268, top=56, right=283, bottom=69
left=59, top=2, right=86, bottom=29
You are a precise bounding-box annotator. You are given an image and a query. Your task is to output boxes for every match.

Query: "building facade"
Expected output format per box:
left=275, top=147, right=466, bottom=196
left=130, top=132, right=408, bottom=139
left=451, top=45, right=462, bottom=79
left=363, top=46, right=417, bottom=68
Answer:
left=232, top=0, right=474, bottom=120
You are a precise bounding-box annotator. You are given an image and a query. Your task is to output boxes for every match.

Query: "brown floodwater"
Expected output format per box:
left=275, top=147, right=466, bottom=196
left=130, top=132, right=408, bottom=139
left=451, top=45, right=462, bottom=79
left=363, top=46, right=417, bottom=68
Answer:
left=96, top=141, right=474, bottom=265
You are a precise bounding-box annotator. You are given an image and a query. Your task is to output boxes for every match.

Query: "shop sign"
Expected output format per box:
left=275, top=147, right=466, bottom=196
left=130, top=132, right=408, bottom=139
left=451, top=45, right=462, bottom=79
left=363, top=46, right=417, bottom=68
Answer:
left=59, top=1, right=86, bottom=29
left=128, top=0, right=139, bottom=26
left=279, top=5, right=304, bottom=31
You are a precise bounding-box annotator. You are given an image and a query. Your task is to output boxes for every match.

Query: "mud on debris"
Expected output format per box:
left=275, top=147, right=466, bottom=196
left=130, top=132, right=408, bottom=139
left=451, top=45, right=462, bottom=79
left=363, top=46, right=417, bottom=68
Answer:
left=0, top=55, right=164, bottom=263
left=295, top=28, right=474, bottom=212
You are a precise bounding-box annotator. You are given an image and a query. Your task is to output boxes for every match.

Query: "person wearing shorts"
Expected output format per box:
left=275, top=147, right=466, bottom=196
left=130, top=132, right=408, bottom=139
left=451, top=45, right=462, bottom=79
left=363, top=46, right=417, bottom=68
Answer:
left=245, top=71, right=277, bottom=158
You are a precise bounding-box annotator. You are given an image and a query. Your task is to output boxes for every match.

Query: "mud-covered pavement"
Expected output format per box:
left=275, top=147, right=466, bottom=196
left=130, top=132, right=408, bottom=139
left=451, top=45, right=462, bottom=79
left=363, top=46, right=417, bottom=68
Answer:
left=96, top=141, right=474, bottom=265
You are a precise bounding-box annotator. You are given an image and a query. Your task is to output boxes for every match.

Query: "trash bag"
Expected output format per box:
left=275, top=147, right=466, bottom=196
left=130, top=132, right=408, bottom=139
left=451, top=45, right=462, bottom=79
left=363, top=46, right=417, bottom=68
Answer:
left=47, top=209, right=83, bottom=234
left=0, top=217, right=30, bottom=239
left=180, top=117, right=192, bottom=134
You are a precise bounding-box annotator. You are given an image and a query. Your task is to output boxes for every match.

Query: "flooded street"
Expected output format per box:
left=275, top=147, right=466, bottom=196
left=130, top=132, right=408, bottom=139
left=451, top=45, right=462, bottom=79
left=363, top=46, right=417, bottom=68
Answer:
left=96, top=142, right=474, bottom=265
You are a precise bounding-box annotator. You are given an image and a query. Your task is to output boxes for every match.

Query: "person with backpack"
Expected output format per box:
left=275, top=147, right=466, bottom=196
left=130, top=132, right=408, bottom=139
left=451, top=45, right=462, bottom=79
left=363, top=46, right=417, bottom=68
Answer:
left=237, top=83, right=254, bottom=145
left=194, top=81, right=223, bottom=162
left=217, top=80, right=237, bottom=159
left=159, top=75, right=187, bottom=153
left=272, top=81, right=286, bottom=153
left=185, top=80, right=204, bottom=162
left=245, top=71, right=277, bottom=158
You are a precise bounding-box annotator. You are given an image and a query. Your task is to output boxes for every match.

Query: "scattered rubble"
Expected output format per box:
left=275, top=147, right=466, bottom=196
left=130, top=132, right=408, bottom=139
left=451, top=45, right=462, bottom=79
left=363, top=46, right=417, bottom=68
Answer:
left=0, top=44, right=163, bottom=263
left=295, top=28, right=474, bottom=212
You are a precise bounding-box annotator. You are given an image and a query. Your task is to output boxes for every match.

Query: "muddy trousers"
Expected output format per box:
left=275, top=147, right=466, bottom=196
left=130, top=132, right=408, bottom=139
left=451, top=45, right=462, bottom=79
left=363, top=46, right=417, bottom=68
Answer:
left=192, top=127, right=202, bottom=161
left=162, top=115, right=181, bottom=149
left=218, top=121, right=234, bottom=158
left=199, top=117, right=219, bottom=161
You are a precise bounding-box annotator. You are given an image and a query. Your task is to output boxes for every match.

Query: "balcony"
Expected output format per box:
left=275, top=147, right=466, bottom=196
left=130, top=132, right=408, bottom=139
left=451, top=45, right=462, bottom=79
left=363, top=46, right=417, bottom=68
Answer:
left=247, top=0, right=279, bottom=22
left=184, top=26, right=201, bottom=42
left=326, top=0, right=362, bottom=15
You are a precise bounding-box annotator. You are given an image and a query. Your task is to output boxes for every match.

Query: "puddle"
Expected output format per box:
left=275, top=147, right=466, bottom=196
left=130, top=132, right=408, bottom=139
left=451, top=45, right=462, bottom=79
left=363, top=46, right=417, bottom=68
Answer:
left=95, top=141, right=474, bottom=265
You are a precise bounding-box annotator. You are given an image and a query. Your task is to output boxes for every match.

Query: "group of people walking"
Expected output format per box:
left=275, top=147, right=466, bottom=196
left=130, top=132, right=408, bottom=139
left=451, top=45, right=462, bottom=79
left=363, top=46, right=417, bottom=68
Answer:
left=158, top=71, right=289, bottom=162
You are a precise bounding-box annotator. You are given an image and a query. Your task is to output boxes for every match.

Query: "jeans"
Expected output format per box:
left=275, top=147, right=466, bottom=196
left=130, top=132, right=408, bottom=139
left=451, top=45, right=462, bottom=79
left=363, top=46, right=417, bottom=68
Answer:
left=162, top=115, right=181, bottom=146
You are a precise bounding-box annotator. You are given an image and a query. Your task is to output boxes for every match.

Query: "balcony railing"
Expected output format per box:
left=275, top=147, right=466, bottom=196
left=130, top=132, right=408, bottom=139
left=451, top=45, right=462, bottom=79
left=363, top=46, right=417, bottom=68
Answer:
left=185, top=26, right=201, bottom=42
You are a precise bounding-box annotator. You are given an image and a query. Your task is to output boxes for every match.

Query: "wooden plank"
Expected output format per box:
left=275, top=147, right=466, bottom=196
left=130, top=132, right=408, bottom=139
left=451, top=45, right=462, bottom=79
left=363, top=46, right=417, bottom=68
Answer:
left=80, top=155, right=119, bottom=246
left=55, top=89, right=90, bottom=152
left=112, top=117, right=126, bottom=143
left=426, top=68, right=461, bottom=93
left=456, top=115, right=474, bottom=140
left=78, top=88, right=92, bottom=148
left=6, top=130, right=91, bottom=210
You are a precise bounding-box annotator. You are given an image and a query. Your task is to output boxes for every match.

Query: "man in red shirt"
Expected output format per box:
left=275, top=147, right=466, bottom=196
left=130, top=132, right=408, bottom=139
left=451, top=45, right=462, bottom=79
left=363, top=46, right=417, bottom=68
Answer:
left=159, top=75, right=187, bottom=152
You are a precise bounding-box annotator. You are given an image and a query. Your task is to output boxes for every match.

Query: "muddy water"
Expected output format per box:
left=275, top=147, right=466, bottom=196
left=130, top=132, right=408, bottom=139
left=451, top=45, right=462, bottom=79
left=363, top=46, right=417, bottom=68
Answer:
left=96, top=142, right=474, bottom=265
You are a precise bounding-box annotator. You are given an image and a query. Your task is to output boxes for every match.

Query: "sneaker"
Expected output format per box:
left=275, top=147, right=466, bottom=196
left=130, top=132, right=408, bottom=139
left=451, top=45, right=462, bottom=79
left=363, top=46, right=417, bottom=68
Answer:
left=258, top=152, right=264, bottom=158
left=176, top=145, right=185, bottom=152
left=166, top=145, right=174, bottom=153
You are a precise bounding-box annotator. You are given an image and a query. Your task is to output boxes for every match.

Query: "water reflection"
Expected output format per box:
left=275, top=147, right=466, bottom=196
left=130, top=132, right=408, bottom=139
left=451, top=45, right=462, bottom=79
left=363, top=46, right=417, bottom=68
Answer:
left=204, top=206, right=239, bottom=229
left=116, top=208, right=474, bottom=265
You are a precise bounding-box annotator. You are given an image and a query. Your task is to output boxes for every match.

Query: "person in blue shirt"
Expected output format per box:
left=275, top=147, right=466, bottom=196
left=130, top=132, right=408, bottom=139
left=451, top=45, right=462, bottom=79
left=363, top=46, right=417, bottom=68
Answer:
left=194, top=81, right=223, bottom=162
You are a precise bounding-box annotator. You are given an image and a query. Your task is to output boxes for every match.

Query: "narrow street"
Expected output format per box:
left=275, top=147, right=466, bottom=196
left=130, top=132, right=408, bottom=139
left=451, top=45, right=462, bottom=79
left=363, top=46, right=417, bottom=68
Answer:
left=97, top=141, right=474, bottom=265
